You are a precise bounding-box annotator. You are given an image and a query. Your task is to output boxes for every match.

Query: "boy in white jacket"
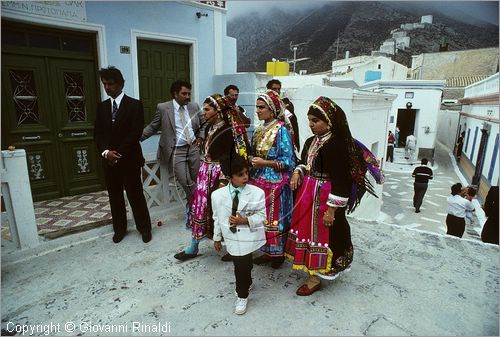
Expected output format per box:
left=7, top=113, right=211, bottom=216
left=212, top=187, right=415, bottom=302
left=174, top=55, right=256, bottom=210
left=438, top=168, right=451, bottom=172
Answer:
left=212, top=154, right=266, bottom=315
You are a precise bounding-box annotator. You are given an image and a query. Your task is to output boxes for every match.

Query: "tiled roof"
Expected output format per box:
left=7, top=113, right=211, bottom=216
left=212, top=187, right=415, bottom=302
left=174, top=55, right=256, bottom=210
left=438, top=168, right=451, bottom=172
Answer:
left=445, top=76, right=490, bottom=88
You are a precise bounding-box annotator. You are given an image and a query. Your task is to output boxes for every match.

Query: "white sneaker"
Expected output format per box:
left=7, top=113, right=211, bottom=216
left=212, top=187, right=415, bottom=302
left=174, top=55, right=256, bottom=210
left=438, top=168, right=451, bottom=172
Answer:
left=234, top=283, right=253, bottom=296
left=234, top=297, right=248, bottom=315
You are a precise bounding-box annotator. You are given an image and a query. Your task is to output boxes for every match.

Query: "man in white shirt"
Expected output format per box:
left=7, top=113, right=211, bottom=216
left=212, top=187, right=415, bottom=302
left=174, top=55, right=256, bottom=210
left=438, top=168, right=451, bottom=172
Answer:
left=142, top=80, right=205, bottom=205
left=405, top=134, right=417, bottom=160
left=446, top=183, right=475, bottom=238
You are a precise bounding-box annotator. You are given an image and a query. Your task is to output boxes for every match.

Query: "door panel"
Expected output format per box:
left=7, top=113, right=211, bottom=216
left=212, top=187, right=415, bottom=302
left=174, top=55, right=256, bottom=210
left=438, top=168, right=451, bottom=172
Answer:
left=48, top=59, right=103, bottom=196
left=2, top=55, right=62, bottom=200
left=138, top=40, right=190, bottom=123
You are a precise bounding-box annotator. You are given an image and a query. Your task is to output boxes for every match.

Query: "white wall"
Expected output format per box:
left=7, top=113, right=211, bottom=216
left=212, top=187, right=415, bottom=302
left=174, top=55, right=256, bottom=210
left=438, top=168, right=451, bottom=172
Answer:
left=461, top=116, right=499, bottom=185
left=461, top=73, right=499, bottom=184
left=359, top=81, right=445, bottom=154
left=353, top=58, right=408, bottom=85
left=437, top=110, right=461, bottom=150
left=464, top=73, right=499, bottom=98
left=385, top=88, right=442, bottom=150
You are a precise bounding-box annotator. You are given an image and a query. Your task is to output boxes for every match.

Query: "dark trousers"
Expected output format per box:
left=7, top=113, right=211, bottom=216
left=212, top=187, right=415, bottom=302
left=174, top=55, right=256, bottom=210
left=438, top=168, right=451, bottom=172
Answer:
left=386, top=145, right=394, bottom=162
left=232, top=253, right=253, bottom=299
left=413, top=182, right=428, bottom=211
left=104, top=165, right=151, bottom=236
left=481, top=217, right=499, bottom=244
left=446, top=214, right=465, bottom=238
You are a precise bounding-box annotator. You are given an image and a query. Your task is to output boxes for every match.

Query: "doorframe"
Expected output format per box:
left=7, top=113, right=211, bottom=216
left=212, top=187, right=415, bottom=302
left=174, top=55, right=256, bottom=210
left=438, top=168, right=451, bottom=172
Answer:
left=131, top=29, right=199, bottom=103
left=1, top=10, right=107, bottom=98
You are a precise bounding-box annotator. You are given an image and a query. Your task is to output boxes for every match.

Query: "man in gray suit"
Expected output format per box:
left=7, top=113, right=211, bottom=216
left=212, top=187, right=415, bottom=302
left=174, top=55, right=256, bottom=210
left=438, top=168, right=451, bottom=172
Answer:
left=141, top=80, right=205, bottom=205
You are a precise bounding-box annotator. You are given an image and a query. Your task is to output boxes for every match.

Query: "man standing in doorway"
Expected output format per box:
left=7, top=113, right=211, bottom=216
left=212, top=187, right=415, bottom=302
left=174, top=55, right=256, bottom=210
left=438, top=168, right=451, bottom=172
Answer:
left=94, top=66, right=152, bottom=244
left=411, top=158, right=433, bottom=213
left=141, top=80, right=205, bottom=206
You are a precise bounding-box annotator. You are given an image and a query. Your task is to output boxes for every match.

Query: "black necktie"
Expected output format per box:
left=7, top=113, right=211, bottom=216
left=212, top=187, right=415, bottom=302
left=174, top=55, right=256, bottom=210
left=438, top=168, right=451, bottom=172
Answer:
left=112, top=100, right=118, bottom=122
left=230, top=190, right=239, bottom=233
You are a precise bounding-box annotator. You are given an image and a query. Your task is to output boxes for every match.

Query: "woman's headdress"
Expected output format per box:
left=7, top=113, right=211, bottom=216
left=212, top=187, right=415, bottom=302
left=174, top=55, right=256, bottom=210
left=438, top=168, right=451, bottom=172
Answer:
left=205, top=93, right=250, bottom=160
left=258, top=89, right=294, bottom=140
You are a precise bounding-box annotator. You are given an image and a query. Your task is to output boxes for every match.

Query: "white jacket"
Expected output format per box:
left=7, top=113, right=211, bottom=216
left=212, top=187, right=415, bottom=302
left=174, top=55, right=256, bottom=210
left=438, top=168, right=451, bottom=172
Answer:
left=212, top=184, right=266, bottom=256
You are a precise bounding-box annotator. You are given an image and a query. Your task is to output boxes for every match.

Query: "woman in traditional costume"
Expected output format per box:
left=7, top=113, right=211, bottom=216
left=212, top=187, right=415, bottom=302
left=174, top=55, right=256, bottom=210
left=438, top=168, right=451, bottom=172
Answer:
left=249, top=90, right=295, bottom=269
left=285, top=96, right=383, bottom=295
left=174, top=94, right=249, bottom=261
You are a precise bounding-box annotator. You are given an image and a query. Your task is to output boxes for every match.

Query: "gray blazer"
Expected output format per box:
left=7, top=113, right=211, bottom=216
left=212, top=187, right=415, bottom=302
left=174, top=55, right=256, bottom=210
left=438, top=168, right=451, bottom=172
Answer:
left=141, top=100, right=205, bottom=166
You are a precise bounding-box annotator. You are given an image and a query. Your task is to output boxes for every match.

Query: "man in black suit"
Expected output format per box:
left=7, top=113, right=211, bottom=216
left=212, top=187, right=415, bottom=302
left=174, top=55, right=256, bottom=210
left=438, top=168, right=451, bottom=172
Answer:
left=94, top=66, right=152, bottom=244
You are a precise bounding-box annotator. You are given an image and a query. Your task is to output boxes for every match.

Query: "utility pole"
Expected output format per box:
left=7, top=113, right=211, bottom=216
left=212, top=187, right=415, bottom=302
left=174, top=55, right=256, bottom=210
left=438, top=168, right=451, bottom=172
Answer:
left=289, top=41, right=308, bottom=74
left=335, top=31, right=340, bottom=60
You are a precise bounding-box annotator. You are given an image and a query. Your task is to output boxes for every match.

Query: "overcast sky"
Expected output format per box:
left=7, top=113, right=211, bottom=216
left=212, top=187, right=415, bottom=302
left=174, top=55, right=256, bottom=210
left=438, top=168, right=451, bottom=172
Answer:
left=225, top=1, right=499, bottom=25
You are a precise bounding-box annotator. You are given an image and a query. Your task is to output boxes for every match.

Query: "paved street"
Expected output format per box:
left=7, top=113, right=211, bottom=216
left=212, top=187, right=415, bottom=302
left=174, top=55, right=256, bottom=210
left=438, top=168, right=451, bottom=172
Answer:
left=1, top=213, right=498, bottom=336
left=380, top=143, right=483, bottom=241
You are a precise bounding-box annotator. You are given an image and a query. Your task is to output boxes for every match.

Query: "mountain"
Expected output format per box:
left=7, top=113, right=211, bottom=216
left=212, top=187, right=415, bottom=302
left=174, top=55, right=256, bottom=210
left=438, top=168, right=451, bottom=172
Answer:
left=227, top=1, right=499, bottom=73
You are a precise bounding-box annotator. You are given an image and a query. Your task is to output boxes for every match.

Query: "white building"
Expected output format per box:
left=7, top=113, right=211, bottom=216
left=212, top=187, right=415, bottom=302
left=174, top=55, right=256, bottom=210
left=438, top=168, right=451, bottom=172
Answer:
left=359, top=80, right=446, bottom=161
left=457, top=73, right=499, bottom=200
left=330, top=56, right=408, bottom=86
left=395, top=36, right=410, bottom=50
left=380, top=39, right=396, bottom=55
left=421, top=15, right=433, bottom=24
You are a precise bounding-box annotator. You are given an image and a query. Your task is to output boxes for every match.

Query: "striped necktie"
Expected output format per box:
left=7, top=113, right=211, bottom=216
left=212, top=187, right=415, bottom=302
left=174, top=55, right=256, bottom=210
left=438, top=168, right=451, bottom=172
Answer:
left=112, top=100, right=118, bottom=123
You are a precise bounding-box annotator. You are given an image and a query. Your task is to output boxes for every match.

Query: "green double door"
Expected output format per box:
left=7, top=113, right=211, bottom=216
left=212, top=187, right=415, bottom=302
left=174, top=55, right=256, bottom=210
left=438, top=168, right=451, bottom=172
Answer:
left=2, top=55, right=103, bottom=201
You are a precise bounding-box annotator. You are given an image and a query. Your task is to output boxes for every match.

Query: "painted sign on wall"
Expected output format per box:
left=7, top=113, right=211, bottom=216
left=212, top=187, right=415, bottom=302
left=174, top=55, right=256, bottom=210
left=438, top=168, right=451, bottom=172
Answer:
left=1, top=1, right=87, bottom=21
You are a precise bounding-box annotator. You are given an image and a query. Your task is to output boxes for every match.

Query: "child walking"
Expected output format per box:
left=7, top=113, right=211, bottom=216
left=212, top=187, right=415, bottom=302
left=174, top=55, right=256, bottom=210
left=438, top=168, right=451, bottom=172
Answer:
left=212, top=154, right=266, bottom=315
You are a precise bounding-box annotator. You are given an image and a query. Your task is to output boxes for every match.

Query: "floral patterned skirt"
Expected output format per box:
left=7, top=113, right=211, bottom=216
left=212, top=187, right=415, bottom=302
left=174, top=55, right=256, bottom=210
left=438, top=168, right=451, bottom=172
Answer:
left=188, top=160, right=222, bottom=240
left=285, top=175, right=353, bottom=278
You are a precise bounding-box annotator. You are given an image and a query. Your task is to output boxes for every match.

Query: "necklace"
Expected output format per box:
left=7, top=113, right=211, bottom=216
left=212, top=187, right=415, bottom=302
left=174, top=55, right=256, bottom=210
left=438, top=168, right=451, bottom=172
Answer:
left=253, top=119, right=280, bottom=158
left=204, top=120, right=225, bottom=155
left=305, top=131, right=332, bottom=172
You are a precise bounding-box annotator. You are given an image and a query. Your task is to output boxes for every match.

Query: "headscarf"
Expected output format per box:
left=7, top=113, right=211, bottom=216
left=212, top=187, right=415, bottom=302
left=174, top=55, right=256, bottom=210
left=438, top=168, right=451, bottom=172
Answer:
left=308, top=96, right=384, bottom=213
left=257, top=89, right=294, bottom=141
left=204, top=93, right=250, bottom=160
left=205, top=93, right=231, bottom=115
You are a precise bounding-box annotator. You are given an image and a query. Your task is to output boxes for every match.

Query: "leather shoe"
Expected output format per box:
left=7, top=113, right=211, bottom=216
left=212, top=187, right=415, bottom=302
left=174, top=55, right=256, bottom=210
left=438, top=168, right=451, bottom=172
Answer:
left=253, top=255, right=272, bottom=265
left=271, top=256, right=285, bottom=269
left=174, top=251, right=198, bottom=261
left=142, top=232, right=152, bottom=243
left=296, top=282, right=321, bottom=296
left=112, top=232, right=126, bottom=243
left=221, top=253, right=233, bottom=262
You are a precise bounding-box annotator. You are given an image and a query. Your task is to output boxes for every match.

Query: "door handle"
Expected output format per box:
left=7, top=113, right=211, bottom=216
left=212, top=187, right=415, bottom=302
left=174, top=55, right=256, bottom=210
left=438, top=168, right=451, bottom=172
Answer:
left=22, top=136, right=41, bottom=141
left=71, top=132, right=88, bottom=137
